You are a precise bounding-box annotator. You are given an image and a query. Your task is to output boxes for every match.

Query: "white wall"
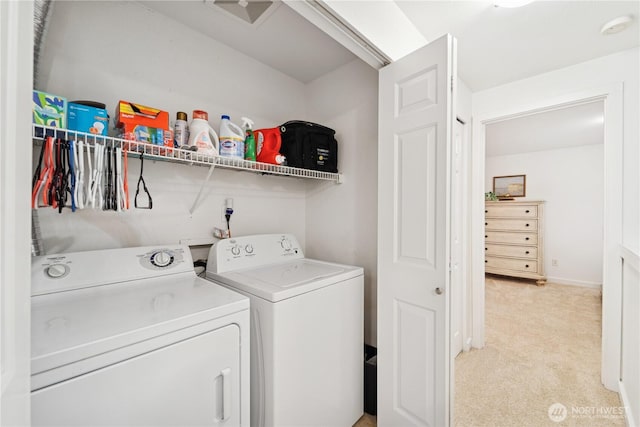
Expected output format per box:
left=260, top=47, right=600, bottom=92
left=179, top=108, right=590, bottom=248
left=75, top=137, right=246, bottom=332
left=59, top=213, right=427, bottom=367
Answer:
left=485, top=144, right=604, bottom=287
left=37, top=1, right=309, bottom=254
left=304, top=59, right=379, bottom=346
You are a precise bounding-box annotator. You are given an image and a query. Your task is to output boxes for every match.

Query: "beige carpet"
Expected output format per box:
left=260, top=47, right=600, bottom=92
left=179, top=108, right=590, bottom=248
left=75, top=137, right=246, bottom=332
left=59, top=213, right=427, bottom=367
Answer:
left=454, top=275, right=623, bottom=426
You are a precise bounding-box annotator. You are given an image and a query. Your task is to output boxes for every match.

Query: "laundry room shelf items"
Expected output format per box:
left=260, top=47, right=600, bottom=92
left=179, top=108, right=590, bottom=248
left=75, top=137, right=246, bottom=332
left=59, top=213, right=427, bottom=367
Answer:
left=32, top=125, right=344, bottom=183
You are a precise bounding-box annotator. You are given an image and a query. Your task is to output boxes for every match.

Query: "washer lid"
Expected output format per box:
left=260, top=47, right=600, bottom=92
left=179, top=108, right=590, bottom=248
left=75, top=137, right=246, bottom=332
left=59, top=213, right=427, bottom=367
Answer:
left=31, top=274, right=248, bottom=375
left=208, top=259, right=363, bottom=302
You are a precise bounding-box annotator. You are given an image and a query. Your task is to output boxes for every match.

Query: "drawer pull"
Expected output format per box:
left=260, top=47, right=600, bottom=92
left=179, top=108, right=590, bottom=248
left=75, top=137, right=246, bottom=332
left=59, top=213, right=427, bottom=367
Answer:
left=485, top=247, right=488, bottom=251
left=525, top=223, right=530, bottom=227
left=525, top=264, right=530, bottom=268
left=525, top=251, right=530, bottom=254
left=485, top=210, right=488, bottom=213
left=485, top=260, right=488, bottom=263
left=525, top=210, right=530, bottom=213
left=525, top=237, right=530, bottom=241
left=485, top=235, right=488, bottom=238
left=485, top=222, right=488, bottom=226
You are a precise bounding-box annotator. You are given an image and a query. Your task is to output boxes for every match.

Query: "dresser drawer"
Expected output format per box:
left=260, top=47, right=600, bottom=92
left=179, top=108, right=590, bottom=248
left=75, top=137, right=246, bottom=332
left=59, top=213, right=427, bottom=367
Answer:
left=485, top=256, right=538, bottom=273
left=485, top=218, right=537, bottom=231
left=485, top=244, right=537, bottom=259
left=485, top=231, right=538, bottom=245
left=485, top=204, right=538, bottom=218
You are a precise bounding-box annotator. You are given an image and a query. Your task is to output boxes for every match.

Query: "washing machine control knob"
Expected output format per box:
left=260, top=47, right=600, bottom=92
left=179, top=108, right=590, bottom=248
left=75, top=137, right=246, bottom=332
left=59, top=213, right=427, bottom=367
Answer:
left=231, top=245, right=241, bottom=256
left=46, top=264, right=68, bottom=278
left=245, top=244, right=254, bottom=254
left=152, top=251, right=173, bottom=267
left=280, top=238, right=292, bottom=251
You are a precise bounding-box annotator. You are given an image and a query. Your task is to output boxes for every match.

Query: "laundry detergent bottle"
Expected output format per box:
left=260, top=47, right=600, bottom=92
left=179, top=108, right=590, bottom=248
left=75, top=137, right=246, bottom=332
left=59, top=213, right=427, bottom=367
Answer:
left=255, top=127, right=285, bottom=165
left=187, top=110, right=219, bottom=155
left=242, top=117, right=256, bottom=161
left=219, top=115, right=245, bottom=160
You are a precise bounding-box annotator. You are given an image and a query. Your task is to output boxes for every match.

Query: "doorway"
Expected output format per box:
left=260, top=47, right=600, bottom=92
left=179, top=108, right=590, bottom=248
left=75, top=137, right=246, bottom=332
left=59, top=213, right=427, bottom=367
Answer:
left=469, top=84, right=625, bottom=395
left=454, top=100, right=614, bottom=425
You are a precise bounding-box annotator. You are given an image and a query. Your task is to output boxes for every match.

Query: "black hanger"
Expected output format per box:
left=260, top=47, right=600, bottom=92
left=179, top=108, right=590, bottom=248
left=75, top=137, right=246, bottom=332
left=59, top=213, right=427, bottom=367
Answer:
left=105, top=145, right=113, bottom=211
left=52, top=139, right=68, bottom=213
left=33, top=140, right=46, bottom=190
left=134, top=154, right=152, bottom=209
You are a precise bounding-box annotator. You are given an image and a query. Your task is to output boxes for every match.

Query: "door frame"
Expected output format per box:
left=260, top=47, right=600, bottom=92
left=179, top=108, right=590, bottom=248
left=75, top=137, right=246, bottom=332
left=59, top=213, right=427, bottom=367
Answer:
left=0, top=0, right=34, bottom=424
left=470, top=83, right=624, bottom=392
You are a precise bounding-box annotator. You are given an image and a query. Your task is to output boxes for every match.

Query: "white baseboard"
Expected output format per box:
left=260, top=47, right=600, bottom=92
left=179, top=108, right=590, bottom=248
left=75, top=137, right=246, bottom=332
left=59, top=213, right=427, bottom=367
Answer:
left=546, top=276, right=602, bottom=289
left=462, top=337, right=472, bottom=352
left=619, top=380, right=637, bottom=427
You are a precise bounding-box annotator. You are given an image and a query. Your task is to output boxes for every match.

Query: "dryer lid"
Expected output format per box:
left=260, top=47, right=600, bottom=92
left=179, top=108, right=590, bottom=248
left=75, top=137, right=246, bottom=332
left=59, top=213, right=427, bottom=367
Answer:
left=31, top=274, right=248, bottom=375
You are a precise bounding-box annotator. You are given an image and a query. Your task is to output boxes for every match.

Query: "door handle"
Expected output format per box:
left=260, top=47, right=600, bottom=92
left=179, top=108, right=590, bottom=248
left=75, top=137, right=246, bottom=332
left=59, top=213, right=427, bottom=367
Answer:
left=221, top=367, right=231, bottom=421
left=435, top=287, right=443, bottom=295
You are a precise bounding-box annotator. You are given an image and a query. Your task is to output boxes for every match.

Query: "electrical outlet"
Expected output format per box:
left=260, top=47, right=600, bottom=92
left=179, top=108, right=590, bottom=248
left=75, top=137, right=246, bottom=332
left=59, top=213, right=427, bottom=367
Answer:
left=552, top=259, right=558, bottom=267
left=213, top=227, right=230, bottom=239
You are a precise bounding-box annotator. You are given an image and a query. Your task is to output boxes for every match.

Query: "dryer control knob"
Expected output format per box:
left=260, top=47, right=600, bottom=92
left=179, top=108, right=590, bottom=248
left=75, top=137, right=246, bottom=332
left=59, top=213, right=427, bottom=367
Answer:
left=231, top=246, right=241, bottom=256
left=245, top=244, right=254, bottom=254
left=152, top=251, right=173, bottom=267
left=46, top=264, right=68, bottom=278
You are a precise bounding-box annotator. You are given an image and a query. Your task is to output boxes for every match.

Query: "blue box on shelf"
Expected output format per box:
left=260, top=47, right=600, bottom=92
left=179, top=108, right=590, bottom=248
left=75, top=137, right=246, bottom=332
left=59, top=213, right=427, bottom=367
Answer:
left=68, top=102, right=109, bottom=136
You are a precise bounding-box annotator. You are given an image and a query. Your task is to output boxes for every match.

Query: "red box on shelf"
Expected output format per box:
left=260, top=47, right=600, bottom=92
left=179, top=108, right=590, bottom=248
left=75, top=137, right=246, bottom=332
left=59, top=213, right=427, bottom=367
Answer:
left=115, top=101, right=173, bottom=154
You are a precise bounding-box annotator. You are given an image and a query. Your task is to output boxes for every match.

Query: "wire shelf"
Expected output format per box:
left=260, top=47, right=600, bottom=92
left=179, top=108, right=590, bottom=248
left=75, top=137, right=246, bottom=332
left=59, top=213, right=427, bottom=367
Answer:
left=32, top=125, right=343, bottom=183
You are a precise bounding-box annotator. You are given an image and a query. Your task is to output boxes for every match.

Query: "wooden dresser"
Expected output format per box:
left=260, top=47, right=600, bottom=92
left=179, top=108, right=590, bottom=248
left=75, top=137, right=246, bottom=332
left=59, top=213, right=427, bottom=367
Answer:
left=484, top=200, right=546, bottom=285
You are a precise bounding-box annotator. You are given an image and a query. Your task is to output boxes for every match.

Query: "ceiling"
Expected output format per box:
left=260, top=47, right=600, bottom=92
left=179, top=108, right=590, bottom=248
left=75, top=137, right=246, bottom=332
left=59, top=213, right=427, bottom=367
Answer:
left=485, top=101, right=604, bottom=157
left=141, top=1, right=639, bottom=90
left=140, top=0, right=357, bottom=84
left=395, top=0, right=640, bottom=91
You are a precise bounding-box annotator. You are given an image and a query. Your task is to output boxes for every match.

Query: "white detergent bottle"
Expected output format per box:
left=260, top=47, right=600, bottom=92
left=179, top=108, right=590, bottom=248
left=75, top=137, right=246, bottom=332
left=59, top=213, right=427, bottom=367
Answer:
left=219, top=115, right=245, bottom=160
left=187, top=110, right=219, bottom=155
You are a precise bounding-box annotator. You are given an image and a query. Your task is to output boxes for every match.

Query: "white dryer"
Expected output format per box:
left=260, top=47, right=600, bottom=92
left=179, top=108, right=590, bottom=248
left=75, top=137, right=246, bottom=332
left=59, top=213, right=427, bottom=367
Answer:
left=31, top=245, right=249, bottom=427
left=205, top=234, right=364, bottom=427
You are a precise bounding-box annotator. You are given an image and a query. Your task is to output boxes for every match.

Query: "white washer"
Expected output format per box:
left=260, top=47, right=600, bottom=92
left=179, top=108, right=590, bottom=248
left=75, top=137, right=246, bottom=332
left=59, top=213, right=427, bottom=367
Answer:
left=31, top=245, right=249, bottom=427
left=205, top=234, right=364, bottom=427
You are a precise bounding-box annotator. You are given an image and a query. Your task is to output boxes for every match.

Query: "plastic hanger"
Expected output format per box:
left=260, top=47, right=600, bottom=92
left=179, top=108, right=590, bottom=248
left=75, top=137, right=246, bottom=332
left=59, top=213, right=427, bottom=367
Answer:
left=116, top=147, right=126, bottom=212
left=104, top=145, right=113, bottom=211
left=32, top=136, right=54, bottom=209
left=52, top=138, right=69, bottom=212
left=90, top=143, right=104, bottom=209
left=122, top=147, right=129, bottom=210
left=74, top=140, right=85, bottom=209
left=68, top=139, right=76, bottom=212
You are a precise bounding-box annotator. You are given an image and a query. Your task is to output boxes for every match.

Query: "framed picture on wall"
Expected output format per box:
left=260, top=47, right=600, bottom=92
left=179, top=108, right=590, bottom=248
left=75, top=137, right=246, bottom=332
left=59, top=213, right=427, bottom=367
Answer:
left=493, top=175, right=526, bottom=198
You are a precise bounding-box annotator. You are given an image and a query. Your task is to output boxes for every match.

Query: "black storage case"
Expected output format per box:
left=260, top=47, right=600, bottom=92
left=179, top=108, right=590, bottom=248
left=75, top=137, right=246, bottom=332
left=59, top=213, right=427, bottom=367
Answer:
left=364, top=344, right=377, bottom=415
left=279, top=120, right=338, bottom=173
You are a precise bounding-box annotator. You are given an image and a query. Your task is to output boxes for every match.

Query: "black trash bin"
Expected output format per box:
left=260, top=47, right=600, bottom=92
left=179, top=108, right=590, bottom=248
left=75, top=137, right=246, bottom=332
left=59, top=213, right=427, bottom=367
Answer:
left=364, top=345, right=377, bottom=415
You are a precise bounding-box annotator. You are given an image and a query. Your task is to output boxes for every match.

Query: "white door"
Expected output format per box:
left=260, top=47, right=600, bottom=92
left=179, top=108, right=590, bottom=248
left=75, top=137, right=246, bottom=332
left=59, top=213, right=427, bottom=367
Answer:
left=1, top=1, right=33, bottom=425
left=378, top=34, right=456, bottom=427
